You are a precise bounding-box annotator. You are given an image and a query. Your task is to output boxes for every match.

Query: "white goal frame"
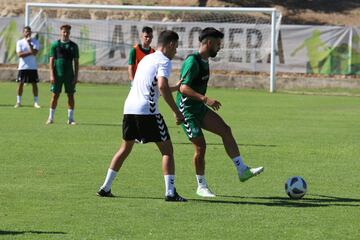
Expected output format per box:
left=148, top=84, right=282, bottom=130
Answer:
left=25, top=2, right=281, bottom=92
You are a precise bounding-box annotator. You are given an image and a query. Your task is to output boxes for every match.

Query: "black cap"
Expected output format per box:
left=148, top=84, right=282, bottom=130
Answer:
left=198, top=27, right=224, bottom=42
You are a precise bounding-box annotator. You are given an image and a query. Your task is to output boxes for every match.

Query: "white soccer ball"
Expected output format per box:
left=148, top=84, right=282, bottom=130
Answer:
left=285, top=176, right=307, bottom=199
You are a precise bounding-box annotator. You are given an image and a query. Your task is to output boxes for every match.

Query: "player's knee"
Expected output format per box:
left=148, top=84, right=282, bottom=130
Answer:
left=51, top=94, right=59, bottom=104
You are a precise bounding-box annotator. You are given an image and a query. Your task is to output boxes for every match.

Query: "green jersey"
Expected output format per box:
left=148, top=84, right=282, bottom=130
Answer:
left=176, top=52, right=210, bottom=116
left=50, top=40, right=79, bottom=78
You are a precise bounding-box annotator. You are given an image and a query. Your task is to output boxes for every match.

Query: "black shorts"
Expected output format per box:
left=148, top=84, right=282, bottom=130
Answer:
left=122, top=114, right=170, bottom=143
left=16, top=70, right=39, bottom=83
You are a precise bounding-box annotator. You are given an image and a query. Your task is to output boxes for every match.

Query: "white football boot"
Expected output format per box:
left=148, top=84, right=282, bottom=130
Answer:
left=196, top=186, right=216, bottom=198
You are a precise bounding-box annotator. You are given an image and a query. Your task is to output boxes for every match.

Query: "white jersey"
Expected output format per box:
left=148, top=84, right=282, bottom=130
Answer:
left=124, top=51, right=172, bottom=115
left=16, top=38, right=40, bottom=70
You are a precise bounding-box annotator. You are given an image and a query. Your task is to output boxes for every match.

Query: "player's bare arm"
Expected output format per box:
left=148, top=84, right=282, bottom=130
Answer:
left=27, top=38, right=38, bottom=55
left=73, top=58, right=79, bottom=84
left=17, top=51, right=33, bottom=58
left=17, top=41, right=38, bottom=58
left=169, top=80, right=182, bottom=92
left=128, top=64, right=135, bottom=81
left=179, top=84, right=221, bottom=111
left=49, top=57, right=56, bottom=84
left=17, top=50, right=37, bottom=58
left=158, top=76, right=185, bottom=125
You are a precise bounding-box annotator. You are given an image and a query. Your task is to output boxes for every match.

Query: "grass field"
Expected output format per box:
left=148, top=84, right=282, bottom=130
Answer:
left=1, top=82, right=360, bottom=240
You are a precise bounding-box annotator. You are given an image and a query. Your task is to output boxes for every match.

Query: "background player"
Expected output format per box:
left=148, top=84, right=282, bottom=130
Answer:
left=46, top=24, right=79, bottom=125
left=128, top=26, right=155, bottom=83
left=15, top=26, right=41, bottom=108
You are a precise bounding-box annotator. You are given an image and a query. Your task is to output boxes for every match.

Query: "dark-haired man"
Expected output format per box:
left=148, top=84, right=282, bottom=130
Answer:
left=15, top=26, right=41, bottom=108
left=128, top=26, right=155, bottom=83
left=176, top=27, right=264, bottom=198
left=97, top=30, right=187, bottom=202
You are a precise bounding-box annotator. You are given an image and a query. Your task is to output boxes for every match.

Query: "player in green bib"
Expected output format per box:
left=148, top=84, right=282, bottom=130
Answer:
left=176, top=27, right=264, bottom=198
left=46, top=24, right=79, bottom=125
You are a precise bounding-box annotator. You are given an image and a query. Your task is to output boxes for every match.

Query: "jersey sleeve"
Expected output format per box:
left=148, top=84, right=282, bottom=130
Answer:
left=128, top=47, right=136, bottom=65
left=157, top=60, right=171, bottom=79
left=180, top=56, right=199, bottom=86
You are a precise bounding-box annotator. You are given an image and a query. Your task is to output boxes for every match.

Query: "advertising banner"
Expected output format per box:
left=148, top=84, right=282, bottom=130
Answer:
left=1, top=17, right=359, bottom=75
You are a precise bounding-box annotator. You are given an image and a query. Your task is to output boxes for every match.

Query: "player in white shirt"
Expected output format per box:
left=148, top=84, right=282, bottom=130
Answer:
left=97, top=30, right=187, bottom=202
left=15, top=26, right=41, bottom=108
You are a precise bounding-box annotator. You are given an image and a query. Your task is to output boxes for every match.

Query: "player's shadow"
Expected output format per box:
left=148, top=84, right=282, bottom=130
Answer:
left=305, top=194, right=360, bottom=204
left=189, top=196, right=324, bottom=208
left=108, top=195, right=324, bottom=207
left=0, top=230, right=67, bottom=236
left=1, top=104, right=38, bottom=108
left=98, top=191, right=360, bottom=208
left=79, top=123, right=205, bottom=129
left=173, top=142, right=277, bottom=148
left=104, top=194, right=358, bottom=208
left=210, top=194, right=360, bottom=208
left=0, top=104, right=16, bottom=107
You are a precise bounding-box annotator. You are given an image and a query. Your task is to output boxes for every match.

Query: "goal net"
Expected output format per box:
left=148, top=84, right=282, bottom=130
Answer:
left=26, top=3, right=282, bottom=91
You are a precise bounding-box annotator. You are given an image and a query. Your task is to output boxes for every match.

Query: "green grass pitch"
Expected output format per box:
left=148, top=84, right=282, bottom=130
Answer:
left=0, top=82, right=360, bottom=240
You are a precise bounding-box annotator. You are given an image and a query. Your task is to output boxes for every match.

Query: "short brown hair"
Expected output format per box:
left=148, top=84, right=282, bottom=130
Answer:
left=157, top=30, right=179, bottom=46
left=60, top=24, right=71, bottom=30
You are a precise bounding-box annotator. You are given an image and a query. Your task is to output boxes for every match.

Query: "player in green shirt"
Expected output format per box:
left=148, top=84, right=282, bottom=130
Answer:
left=46, top=24, right=79, bottom=125
left=176, top=27, right=264, bottom=198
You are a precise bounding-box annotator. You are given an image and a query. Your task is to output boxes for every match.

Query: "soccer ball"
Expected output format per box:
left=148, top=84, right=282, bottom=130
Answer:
left=285, top=176, right=307, bottom=199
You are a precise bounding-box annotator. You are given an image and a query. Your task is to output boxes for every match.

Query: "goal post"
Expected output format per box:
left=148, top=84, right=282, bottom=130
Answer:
left=25, top=2, right=282, bottom=92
